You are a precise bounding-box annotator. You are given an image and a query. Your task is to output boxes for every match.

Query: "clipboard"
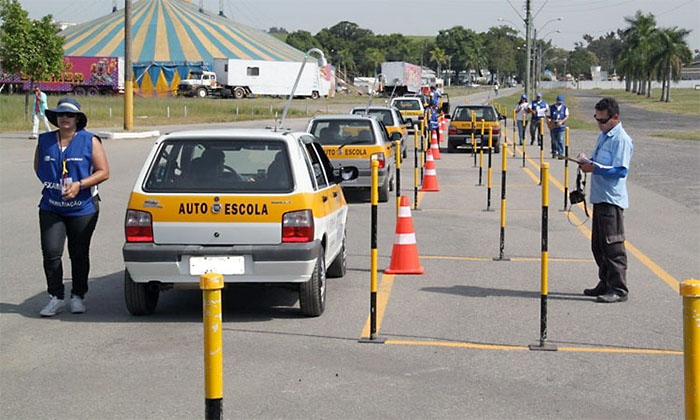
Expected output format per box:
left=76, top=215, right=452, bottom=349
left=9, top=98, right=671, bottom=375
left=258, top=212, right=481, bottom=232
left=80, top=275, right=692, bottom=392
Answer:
left=558, top=155, right=590, bottom=164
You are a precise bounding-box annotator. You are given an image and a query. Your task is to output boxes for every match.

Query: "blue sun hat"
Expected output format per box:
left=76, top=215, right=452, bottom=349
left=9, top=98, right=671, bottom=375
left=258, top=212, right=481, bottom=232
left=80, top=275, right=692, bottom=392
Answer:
left=536, top=92, right=543, bottom=98
left=556, top=94, right=565, bottom=103
left=45, top=97, right=88, bottom=130
left=521, top=93, right=527, bottom=100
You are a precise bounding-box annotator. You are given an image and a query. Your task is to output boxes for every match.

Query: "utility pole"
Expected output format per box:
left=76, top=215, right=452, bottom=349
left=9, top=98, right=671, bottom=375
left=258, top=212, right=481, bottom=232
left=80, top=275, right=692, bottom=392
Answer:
left=525, top=0, right=532, bottom=100
left=124, top=0, right=133, bottom=130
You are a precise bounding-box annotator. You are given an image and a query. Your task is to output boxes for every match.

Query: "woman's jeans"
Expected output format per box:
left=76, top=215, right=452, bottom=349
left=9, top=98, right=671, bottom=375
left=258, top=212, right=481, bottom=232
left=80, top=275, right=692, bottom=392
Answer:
left=39, top=209, right=99, bottom=299
left=516, top=120, right=527, bottom=145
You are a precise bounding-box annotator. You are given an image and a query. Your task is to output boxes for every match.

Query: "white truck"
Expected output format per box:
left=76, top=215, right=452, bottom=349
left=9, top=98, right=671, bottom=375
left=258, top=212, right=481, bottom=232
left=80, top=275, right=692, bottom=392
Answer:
left=381, top=61, right=422, bottom=96
left=177, top=58, right=329, bottom=99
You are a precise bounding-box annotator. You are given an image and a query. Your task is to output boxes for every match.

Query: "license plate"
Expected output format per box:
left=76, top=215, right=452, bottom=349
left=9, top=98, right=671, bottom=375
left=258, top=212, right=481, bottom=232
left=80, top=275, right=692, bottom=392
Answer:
left=189, top=256, right=244, bottom=275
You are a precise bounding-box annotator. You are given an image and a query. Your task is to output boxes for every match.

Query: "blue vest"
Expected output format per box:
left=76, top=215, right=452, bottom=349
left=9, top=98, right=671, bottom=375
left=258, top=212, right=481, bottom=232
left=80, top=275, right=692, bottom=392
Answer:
left=36, top=130, right=97, bottom=216
left=531, top=100, right=548, bottom=120
left=549, top=104, right=568, bottom=132
left=429, top=111, right=438, bottom=130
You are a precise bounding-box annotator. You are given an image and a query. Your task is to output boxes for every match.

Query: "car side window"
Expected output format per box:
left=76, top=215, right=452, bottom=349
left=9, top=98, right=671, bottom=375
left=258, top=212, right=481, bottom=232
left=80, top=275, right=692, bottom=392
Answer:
left=377, top=121, right=390, bottom=144
left=305, top=143, right=328, bottom=189
left=312, top=142, right=338, bottom=185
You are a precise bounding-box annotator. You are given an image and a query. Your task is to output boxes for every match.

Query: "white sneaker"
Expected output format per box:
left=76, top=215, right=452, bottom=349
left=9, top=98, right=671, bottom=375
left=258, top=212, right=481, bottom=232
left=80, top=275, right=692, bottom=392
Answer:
left=39, top=296, right=65, bottom=317
left=70, top=295, right=86, bottom=314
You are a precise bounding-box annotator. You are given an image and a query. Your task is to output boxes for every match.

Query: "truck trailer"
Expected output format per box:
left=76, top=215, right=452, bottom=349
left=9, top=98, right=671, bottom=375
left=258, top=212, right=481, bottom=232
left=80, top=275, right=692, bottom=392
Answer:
left=381, top=62, right=422, bottom=96
left=177, top=58, right=330, bottom=99
left=0, top=56, right=124, bottom=95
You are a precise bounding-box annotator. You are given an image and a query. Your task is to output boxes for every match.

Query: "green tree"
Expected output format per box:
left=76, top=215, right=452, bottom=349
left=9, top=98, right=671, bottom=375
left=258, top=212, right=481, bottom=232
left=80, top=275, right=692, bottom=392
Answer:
left=364, top=47, right=385, bottom=76
left=620, top=11, right=657, bottom=96
left=0, top=0, right=63, bottom=119
left=482, top=26, right=519, bottom=84
left=567, top=44, right=598, bottom=78
left=651, top=26, right=692, bottom=102
left=436, top=26, right=484, bottom=80
left=285, top=30, right=321, bottom=53
left=429, top=47, right=447, bottom=77
left=583, top=32, right=623, bottom=73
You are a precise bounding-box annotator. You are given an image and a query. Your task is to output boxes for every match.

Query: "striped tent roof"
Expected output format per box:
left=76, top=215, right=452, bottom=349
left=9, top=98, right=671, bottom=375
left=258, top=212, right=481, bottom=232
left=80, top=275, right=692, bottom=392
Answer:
left=60, top=0, right=305, bottom=64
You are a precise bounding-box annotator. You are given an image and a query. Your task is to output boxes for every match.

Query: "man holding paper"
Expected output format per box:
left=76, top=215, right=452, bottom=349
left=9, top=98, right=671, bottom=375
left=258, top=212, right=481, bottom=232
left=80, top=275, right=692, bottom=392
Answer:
left=577, top=97, right=634, bottom=303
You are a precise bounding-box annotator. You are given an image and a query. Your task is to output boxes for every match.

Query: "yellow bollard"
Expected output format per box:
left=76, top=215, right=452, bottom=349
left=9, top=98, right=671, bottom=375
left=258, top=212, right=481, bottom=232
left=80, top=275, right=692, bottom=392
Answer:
left=201, top=272, right=224, bottom=420
left=539, top=117, right=545, bottom=184
left=682, top=279, right=700, bottom=419
left=414, top=128, right=419, bottom=209
left=486, top=126, right=493, bottom=211
left=395, top=139, right=401, bottom=216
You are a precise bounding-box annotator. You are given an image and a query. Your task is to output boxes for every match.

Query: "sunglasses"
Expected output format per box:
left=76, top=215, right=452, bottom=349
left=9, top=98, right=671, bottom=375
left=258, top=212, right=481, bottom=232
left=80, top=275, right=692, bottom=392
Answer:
left=57, top=112, right=77, bottom=118
left=593, top=115, right=612, bottom=124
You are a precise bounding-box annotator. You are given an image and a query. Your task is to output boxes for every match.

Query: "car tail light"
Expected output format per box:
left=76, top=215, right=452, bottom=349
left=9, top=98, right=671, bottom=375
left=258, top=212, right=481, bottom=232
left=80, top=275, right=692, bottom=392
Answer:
left=492, top=128, right=500, bottom=135
left=282, top=210, right=314, bottom=243
left=125, top=209, right=153, bottom=242
left=449, top=125, right=457, bottom=135
left=371, top=152, right=386, bottom=169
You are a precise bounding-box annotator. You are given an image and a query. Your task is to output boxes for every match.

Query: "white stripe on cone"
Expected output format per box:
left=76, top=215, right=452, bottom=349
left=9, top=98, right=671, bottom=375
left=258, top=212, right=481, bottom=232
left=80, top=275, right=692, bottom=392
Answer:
left=431, top=142, right=439, bottom=149
left=395, top=233, right=416, bottom=245
left=398, top=206, right=411, bottom=218
left=426, top=153, right=434, bottom=162
left=425, top=168, right=436, bottom=175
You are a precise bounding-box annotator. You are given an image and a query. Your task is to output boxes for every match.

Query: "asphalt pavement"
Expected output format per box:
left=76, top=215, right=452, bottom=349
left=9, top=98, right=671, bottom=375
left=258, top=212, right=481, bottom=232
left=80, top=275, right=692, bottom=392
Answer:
left=0, top=88, right=697, bottom=419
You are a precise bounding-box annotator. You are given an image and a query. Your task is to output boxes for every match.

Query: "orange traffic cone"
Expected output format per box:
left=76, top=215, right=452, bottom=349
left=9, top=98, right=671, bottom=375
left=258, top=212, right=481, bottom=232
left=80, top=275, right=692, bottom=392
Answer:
left=420, top=149, right=440, bottom=192
left=430, top=130, right=441, bottom=160
left=385, top=195, right=424, bottom=275
left=438, top=116, right=445, bottom=144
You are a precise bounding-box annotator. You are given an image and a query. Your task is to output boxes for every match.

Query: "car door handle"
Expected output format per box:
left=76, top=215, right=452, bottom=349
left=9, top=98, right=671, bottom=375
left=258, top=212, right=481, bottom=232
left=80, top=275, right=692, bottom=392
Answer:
left=322, top=195, right=328, bottom=202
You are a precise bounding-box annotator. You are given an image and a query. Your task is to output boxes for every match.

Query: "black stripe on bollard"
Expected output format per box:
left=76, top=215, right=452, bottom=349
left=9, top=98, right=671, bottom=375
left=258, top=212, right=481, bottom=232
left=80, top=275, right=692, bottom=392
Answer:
left=494, top=143, right=510, bottom=261
left=205, top=399, right=223, bottom=420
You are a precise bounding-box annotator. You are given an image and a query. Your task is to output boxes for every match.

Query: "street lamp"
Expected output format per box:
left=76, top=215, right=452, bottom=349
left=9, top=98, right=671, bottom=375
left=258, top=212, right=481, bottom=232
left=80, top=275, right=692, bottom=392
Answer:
left=535, top=31, right=561, bottom=91
left=279, top=48, right=327, bottom=130
left=531, top=17, right=563, bottom=95
left=366, top=73, right=385, bottom=112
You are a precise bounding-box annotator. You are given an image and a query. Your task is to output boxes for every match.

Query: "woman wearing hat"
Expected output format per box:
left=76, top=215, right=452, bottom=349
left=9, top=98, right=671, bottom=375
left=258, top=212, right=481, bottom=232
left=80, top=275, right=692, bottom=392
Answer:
left=33, top=98, right=110, bottom=316
left=514, top=93, right=529, bottom=145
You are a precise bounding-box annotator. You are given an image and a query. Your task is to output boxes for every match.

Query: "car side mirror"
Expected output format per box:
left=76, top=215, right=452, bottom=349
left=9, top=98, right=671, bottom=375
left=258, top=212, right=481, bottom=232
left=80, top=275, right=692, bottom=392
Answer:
left=337, top=166, right=359, bottom=182
left=390, top=132, right=402, bottom=140
left=441, top=103, right=450, bottom=114
left=443, top=114, right=451, bottom=120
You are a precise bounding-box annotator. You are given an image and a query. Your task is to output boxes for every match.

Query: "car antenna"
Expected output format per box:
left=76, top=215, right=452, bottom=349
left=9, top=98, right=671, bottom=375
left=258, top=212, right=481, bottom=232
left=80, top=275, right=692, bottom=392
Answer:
left=365, top=73, right=385, bottom=115
left=279, top=48, right=327, bottom=131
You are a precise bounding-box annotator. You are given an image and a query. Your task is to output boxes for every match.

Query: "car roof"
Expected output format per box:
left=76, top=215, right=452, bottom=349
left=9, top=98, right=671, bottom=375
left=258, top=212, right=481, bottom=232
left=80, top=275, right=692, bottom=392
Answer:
left=159, top=128, right=307, bottom=142
left=350, top=106, right=396, bottom=113
left=392, top=97, right=421, bottom=101
left=310, top=114, right=379, bottom=122
left=455, top=104, right=494, bottom=109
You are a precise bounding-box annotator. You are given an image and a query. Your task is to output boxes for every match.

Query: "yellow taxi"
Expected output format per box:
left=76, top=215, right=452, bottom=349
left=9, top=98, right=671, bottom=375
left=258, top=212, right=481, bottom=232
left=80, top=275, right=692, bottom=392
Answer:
left=447, top=104, right=503, bottom=153
left=122, top=129, right=358, bottom=317
left=306, top=114, right=399, bottom=202
left=390, top=97, right=424, bottom=131
left=349, top=106, right=408, bottom=158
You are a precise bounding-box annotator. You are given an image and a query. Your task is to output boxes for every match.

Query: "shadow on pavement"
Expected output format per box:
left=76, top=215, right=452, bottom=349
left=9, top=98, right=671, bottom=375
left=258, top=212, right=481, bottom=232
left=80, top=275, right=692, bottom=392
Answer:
left=421, top=284, right=590, bottom=301
left=0, top=270, right=326, bottom=323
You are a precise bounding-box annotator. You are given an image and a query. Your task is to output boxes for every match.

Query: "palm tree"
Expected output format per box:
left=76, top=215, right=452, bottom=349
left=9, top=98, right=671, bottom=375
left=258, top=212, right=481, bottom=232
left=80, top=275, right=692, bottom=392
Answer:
left=651, top=27, right=692, bottom=102
left=620, top=11, right=657, bottom=97
left=430, top=47, right=447, bottom=78
left=365, top=48, right=385, bottom=77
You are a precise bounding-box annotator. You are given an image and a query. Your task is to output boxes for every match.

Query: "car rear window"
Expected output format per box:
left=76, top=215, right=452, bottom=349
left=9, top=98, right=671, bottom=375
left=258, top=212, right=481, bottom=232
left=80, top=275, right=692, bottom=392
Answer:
left=391, top=99, right=421, bottom=111
left=310, top=120, right=375, bottom=146
left=453, top=106, right=496, bottom=121
left=143, top=139, right=293, bottom=193
left=352, top=109, right=394, bottom=126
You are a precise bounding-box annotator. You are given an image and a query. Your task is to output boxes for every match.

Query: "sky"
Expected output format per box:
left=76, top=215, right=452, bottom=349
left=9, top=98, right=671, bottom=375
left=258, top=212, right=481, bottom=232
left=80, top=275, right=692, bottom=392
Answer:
left=17, top=0, right=700, bottom=52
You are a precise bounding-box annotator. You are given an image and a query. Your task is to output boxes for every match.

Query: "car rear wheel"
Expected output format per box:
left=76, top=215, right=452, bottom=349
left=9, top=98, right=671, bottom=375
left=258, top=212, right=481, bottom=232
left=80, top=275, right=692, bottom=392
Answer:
left=327, top=234, right=347, bottom=278
left=299, top=248, right=326, bottom=316
left=378, top=172, right=391, bottom=202
left=124, top=270, right=159, bottom=315
left=447, top=142, right=457, bottom=153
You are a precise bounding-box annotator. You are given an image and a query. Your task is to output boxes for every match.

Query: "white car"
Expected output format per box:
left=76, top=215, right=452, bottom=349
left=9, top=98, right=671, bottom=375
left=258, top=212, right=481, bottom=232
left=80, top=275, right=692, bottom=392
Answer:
left=122, top=129, right=358, bottom=317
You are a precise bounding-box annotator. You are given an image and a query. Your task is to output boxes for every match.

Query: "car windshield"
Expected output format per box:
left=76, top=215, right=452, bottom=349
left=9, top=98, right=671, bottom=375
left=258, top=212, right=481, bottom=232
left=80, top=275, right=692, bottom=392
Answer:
left=453, top=106, right=496, bottom=121
left=352, top=109, right=394, bottom=126
left=143, top=139, right=293, bottom=193
left=391, top=99, right=421, bottom=111
left=310, top=120, right=375, bottom=146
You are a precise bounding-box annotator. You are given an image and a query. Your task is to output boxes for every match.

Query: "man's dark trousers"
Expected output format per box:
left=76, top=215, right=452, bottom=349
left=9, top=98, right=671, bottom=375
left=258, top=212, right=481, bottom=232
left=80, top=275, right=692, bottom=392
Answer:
left=591, top=202, right=628, bottom=295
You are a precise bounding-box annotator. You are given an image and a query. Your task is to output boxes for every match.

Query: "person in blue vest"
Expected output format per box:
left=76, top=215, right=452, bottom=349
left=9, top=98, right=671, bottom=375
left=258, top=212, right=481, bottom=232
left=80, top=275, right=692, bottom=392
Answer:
left=34, top=98, right=110, bottom=317
left=430, top=86, right=441, bottom=108
left=527, top=92, right=548, bottom=146
left=548, top=93, right=569, bottom=158
left=577, top=97, right=633, bottom=303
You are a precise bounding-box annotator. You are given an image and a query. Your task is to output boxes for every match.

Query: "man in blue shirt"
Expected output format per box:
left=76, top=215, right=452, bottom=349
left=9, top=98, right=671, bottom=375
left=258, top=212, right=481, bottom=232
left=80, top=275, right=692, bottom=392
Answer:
left=527, top=92, right=548, bottom=146
left=577, top=97, right=634, bottom=303
left=430, top=86, right=441, bottom=108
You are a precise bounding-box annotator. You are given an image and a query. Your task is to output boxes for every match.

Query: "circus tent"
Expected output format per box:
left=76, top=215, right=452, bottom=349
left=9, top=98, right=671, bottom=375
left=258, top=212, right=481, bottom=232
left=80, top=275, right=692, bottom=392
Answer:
left=59, top=0, right=306, bottom=96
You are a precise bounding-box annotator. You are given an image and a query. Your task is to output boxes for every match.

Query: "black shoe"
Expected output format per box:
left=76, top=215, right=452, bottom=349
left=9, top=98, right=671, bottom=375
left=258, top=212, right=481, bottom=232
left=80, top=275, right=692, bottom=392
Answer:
left=596, top=292, right=628, bottom=303
left=583, top=282, right=608, bottom=296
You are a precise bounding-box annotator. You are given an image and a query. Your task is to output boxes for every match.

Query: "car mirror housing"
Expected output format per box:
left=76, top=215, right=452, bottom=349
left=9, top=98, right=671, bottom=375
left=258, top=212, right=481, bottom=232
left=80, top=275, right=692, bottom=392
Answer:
left=337, top=166, right=359, bottom=182
left=390, top=132, right=402, bottom=140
